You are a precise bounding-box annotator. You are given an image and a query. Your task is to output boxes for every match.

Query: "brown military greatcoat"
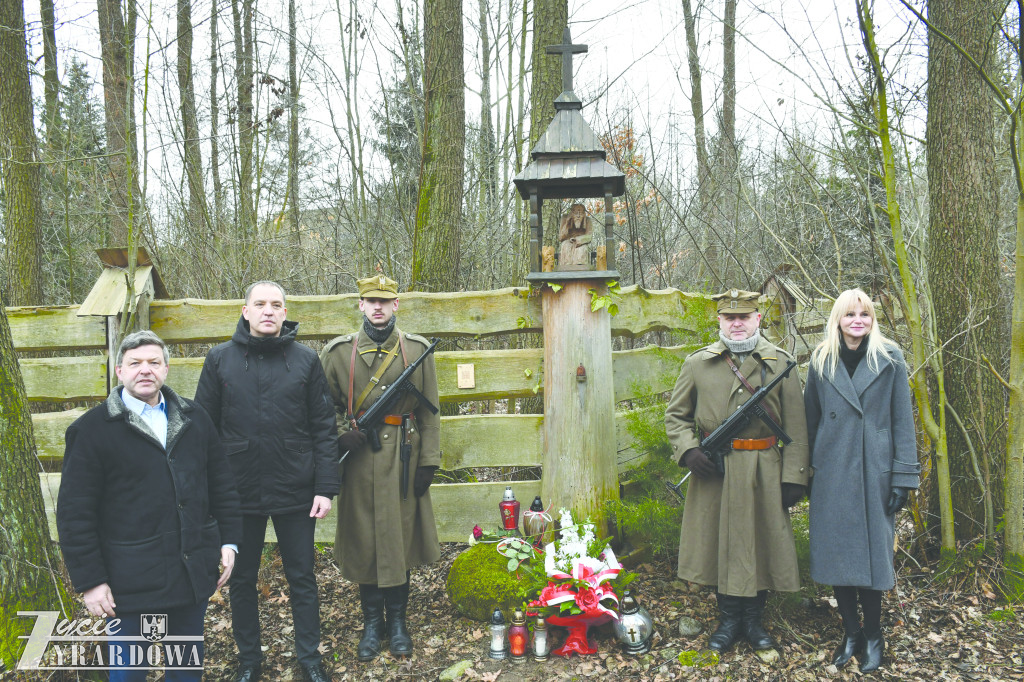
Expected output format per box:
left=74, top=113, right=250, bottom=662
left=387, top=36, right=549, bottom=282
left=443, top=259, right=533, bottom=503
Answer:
left=665, top=335, right=809, bottom=597
left=320, top=326, right=441, bottom=587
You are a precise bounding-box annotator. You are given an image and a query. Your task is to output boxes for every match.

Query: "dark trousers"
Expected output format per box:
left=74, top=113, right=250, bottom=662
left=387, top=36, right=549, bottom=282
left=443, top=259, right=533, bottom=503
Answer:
left=230, top=511, right=321, bottom=668
left=107, top=600, right=207, bottom=682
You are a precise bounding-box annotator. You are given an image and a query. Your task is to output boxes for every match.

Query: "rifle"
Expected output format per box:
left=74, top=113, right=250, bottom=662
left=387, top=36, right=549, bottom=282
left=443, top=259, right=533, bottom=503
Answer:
left=668, top=360, right=797, bottom=492
left=339, top=338, right=440, bottom=465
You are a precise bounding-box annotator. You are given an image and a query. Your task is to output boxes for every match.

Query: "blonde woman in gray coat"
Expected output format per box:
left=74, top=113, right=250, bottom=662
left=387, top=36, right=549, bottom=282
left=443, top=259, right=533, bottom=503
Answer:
left=804, top=289, right=919, bottom=673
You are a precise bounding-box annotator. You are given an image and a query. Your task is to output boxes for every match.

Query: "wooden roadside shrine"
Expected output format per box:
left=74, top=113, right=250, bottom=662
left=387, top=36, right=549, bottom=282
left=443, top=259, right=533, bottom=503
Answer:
left=514, top=28, right=626, bottom=529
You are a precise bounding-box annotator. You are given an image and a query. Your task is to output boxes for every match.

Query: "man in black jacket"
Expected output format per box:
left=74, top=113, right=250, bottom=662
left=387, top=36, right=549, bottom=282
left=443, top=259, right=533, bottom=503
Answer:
left=57, top=330, right=242, bottom=682
left=195, top=281, right=339, bottom=682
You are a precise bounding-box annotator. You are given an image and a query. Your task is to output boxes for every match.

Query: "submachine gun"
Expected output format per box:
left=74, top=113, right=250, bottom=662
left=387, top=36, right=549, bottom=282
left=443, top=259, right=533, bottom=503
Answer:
left=339, top=337, right=440, bottom=463
left=667, top=360, right=797, bottom=501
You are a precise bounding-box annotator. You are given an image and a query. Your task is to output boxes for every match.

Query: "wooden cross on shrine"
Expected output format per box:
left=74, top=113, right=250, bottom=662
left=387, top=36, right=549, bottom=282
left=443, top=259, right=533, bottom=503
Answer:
left=546, top=27, right=587, bottom=95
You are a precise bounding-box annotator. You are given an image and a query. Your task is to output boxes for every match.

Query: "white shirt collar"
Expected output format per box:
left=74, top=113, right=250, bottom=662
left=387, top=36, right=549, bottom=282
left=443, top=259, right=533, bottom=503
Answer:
left=120, top=387, right=166, bottom=415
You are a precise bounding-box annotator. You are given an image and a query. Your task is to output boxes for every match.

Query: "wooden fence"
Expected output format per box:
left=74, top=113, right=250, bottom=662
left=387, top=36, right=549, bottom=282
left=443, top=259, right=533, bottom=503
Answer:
left=15, top=285, right=747, bottom=544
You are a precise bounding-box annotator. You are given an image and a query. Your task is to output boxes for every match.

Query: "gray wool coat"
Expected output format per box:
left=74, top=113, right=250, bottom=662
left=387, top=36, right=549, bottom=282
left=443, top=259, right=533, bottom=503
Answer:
left=804, top=345, right=920, bottom=590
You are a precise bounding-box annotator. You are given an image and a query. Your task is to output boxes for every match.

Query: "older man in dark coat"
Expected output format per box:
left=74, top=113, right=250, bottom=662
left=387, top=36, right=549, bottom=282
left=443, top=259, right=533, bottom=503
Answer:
left=58, top=330, right=241, bottom=682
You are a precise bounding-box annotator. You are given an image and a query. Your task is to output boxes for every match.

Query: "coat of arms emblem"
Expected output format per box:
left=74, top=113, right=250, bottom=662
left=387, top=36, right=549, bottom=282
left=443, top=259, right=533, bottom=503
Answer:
left=141, top=614, right=167, bottom=642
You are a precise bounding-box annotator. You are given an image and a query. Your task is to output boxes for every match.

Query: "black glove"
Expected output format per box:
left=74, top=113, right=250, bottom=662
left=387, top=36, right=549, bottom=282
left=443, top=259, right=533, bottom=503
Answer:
left=682, top=448, right=717, bottom=479
left=414, top=466, right=436, bottom=497
left=885, top=487, right=910, bottom=516
left=337, top=429, right=367, bottom=457
left=781, top=483, right=806, bottom=509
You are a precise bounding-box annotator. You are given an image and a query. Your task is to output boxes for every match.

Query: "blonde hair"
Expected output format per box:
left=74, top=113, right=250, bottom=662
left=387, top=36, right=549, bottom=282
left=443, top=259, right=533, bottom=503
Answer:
left=810, top=289, right=896, bottom=379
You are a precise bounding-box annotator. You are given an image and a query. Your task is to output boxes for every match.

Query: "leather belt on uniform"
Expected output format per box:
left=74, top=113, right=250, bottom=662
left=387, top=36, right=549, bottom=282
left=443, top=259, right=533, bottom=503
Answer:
left=703, top=433, right=778, bottom=450
left=356, top=412, right=412, bottom=426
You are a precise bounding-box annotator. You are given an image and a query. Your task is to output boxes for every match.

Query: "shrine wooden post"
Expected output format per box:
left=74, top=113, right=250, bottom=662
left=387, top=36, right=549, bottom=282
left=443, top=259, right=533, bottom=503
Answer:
left=514, top=28, right=627, bottom=530
left=540, top=279, right=617, bottom=524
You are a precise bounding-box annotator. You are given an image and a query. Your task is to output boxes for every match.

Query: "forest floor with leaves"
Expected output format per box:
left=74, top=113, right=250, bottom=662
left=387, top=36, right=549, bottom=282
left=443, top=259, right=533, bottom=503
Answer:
left=188, top=542, right=1024, bottom=682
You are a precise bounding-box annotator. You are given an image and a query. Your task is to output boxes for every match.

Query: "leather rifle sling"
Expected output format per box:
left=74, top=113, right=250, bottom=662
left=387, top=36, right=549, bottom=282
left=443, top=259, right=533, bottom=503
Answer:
left=352, top=337, right=402, bottom=416
left=723, top=353, right=783, bottom=427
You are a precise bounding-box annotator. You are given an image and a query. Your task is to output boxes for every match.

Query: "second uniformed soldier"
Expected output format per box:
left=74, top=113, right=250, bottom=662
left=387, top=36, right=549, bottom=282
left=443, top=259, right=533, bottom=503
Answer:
left=665, top=289, right=809, bottom=653
left=320, top=275, right=441, bottom=662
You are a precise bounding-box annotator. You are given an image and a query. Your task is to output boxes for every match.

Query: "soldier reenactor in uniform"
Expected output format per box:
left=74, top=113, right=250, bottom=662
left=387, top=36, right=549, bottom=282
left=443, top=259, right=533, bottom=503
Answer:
left=665, top=289, right=810, bottom=653
left=320, top=275, right=441, bottom=662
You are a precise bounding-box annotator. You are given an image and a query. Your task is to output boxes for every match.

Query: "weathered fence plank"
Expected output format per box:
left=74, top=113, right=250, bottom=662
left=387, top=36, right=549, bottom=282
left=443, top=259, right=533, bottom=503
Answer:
left=149, top=288, right=543, bottom=343
left=9, top=306, right=107, bottom=351
left=441, top=415, right=543, bottom=470
left=25, top=343, right=684, bottom=449
left=158, top=351, right=548, bottom=405
left=40, top=474, right=543, bottom=544
left=35, top=408, right=654, bottom=471
left=428, top=481, right=543, bottom=541
left=612, top=344, right=697, bottom=402
left=22, top=356, right=108, bottom=401
left=145, top=287, right=710, bottom=344
left=611, top=286, right=708, bottom=338
left=436, top=349, right=544, bottom=402
left=32, top=409, right=87, bottom=462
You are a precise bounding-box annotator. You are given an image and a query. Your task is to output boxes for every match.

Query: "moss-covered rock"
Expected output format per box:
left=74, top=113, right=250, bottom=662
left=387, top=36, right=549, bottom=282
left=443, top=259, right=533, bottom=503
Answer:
left=446, top=544, right=535, bottom=622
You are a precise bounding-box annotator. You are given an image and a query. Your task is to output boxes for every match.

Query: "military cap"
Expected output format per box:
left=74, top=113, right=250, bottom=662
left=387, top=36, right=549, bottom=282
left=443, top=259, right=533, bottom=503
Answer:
left=711, top=288, right=762, bottom=314
left=357, top=274, right=399, bottom=299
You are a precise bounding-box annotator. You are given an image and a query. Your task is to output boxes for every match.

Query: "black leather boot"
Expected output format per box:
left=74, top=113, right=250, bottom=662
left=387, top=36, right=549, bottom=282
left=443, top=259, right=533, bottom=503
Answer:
left=741, top=591, right=775, bottom=650
left=831, top=630, right=865, bottom=668
left=383, top=583, right=413, bottom=656
left=357, top=585, right=386, bottom=662
left=859, top=631, right=884, bottom=672
left=708, top=593, right=744, bottom=652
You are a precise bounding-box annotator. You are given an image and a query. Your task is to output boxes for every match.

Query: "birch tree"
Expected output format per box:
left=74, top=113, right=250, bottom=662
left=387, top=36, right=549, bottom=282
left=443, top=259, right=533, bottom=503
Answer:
left=97, top=0, right=141, bottom=246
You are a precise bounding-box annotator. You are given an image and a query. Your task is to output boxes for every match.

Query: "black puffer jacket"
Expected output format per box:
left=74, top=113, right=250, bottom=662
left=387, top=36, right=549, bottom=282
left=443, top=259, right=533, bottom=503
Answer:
left=195, top=316, right=339, bottom=515
left=57, top=386, right=242, bottom=612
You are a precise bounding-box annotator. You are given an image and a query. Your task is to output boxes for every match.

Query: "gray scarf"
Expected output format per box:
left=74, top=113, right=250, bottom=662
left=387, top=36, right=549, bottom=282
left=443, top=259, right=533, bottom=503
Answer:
left=363, top=314, right=397, bottom=344
left=720, top=330, right=760, bottom=364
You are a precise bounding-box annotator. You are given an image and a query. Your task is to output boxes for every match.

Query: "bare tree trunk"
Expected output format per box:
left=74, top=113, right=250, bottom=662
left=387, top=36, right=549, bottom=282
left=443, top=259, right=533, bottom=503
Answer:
left=412, top=0, right=465, bottom=292
left=478, top=0, right=497, bottom=210
left=288, top=0, right=301, bottom=245
left=210, top=0, right=223, bottom=227
left=40, top=0, right=60, bottom=148
left=0, top=0, right=44, bottom=305
left=512, top=0, right=529, bottom=280
left=926, top=0, right=1005, bottom=544
left=97, top=0, right=141, bottom=246
left=529, top=0, right=568, bottom=149
left=232, top=0, right=256, bottom=238
left=681, top=0, right=708, bottom=183
left=717, top=0, right=739, bottom=284
left=720, top=0, right=736, bottom=168
left=178, top=0, right=207, bottom=242
left=0, top=276, right=69, bottom=665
